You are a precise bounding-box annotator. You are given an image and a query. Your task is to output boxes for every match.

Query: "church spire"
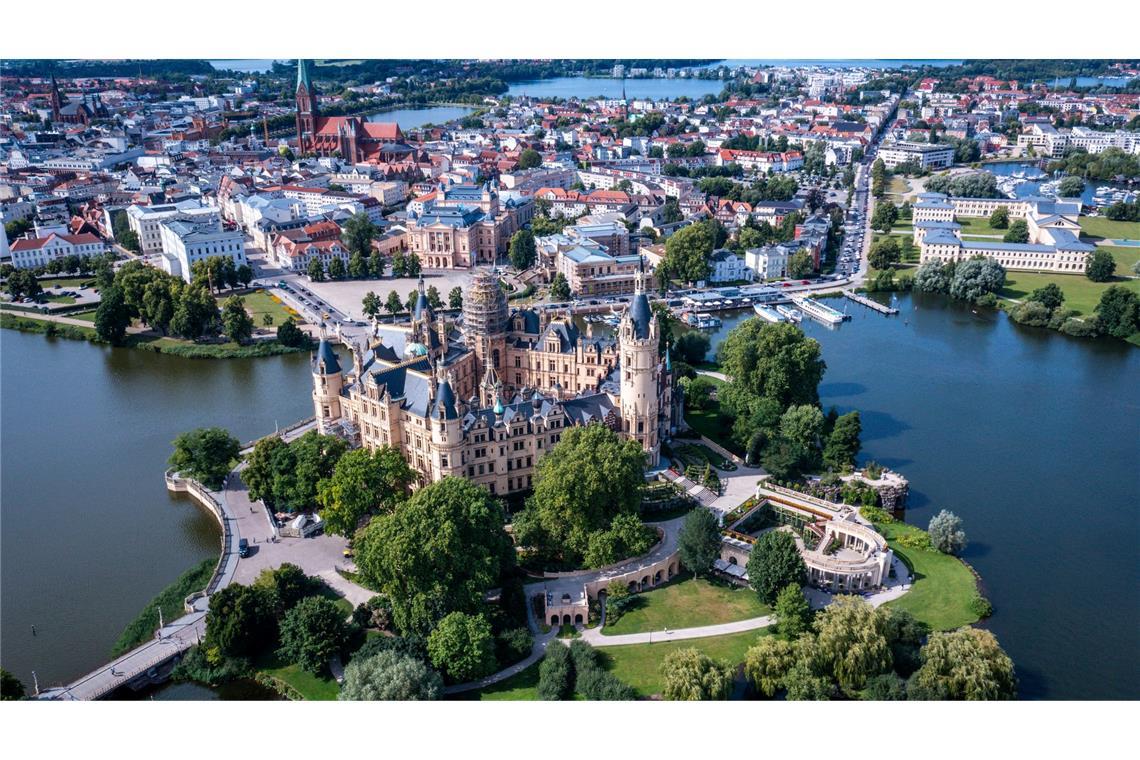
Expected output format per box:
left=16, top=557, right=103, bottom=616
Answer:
left=297, top=58, right=312, bottom=93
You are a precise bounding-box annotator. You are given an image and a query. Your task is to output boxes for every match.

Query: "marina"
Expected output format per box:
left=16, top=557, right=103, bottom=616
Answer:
left=753, top=304, right=785, bottom=322
left=845, top=290, right=900, bottom=315
left=789, top=295, right=850, bottom=326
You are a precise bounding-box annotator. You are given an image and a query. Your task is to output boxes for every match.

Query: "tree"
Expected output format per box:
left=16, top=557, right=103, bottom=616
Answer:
left=342, top=212, right=378, bottom=258
left=744, top=637, right=798, bottom=697
left=426, top=285, right=442, bottom=310
left=871, top=202, right=898, bottom=233
left=822, top=411, right=861, bottom=471
left=517, top=148, right=542, bottom=170
left=391, top=251, right=407, bottom=278
left=1095, top=285, right=1140, bottom=339
left=1056, top=175, right=1085, bottom=197
left=220, top=295, right=253, bottom=344
left=537, top=640, right=574, bottom=700
left=427, top=611, right=497, bottom=683
left=988, top=206, right=1010, bottom=229
left=1, top=668, right=26, bottom=700
left=204, top=582, right=279, bottom=658
left=237, top=264, right=253, bottom=288
left=348, top=252, right=369, bottom=279
left=277, top=596, right=348, bottom=674
left=868, top=237, right=901, bottom=270
left=679, top=376, right=714, bottom=410
left=779, top=404, right=825, bottom=467
left=676, top=508, right=722, bottom=577
left=775, top=584, right=812, bottom=638
left=253, top=563, right=317, bottom=613
left=448, top=286, right=463, bottom=309
left=660, top=647, right=733, bottom=700
left=276, top=317, right=307, bottom=348
left=316, top=446, right=416, bottom=536
left=813, top=595, right=893, bottom=692
left=663, top=222, right=714, bottom=284
left=717, top=320, right=826, bottom=410
left=784, top=661, right=834, bottom=700
left=118, top=229, right=141, bottom=252
left=362, top=291, right=382, bottom=319
left=405, top=289, right=418, bottom=314
left=949, top=257, right=1006, bottom=302
left=405, top=252, right=421, bottom=278
left=168, top=427, right=241, bottom=489
left=369, top=251, right=385, bottom=278
left=911, top=628, right=1017, bottom=700
left=882, top=607, right=928, bottom=677
left=674, top=331, right=710, bottom=364
left=508, top=229, right=537, bottom=270
left=549, top=272, right=571, bottom=301
left=327, top=257, right=347, bottom=281
left=354, top=477, right=513, bottom=637
left=307, top=257, right=325, bottom=282
left=516, top=424, right=647, bottom=563
left=5, top=269, right=43, bottom=300
left=1003, top=219, right=1029, bottom=243
left=863, top=673, right=907, bottom=700
left=746, top=530, right=807, bottom=604
left=928, top=509, right=967, bottom=555
left=170, top=285, right=220, bottom=340
left=1085, top=249, right=1116, bottom=282
left=339, top=649, right=443, bottom=700
left=385, top=290, right=403, bottom=317
left=912, top=259, right=953, bottom=294
left=1027, top=282, right=1064, bottom=311
left=93, top=285, right=131, bottom=345
left=787, top=250, right=814, bottom=278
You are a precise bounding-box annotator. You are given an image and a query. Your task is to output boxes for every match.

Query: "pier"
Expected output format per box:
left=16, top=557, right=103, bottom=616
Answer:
left=844, top=290, right=900, bottom=315
left=789, top=295, right=850, bottom=326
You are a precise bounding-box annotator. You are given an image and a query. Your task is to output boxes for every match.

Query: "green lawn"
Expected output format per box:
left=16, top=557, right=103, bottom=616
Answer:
left=598, top=628, right=772, bottom=698
left=40, top=276, right=95, bottom=289
left=1001, top=270, right=1140, bottom=316
left=257, top=655, right=340, bottom=701
left=454, top=660, right=542, bottom=701
left=954, top=216, right=1007, bottom=236
left=876, top=521, right=980, bottom=631
left=887, top=176, right=911, bottom=197
left=1079, top=216, right=1140, bottom=242
left=112, top=558, right=215, bottom=656
left=1098, top=245, right=1140, bottom=274
left=44, top=294, right=77, bottom=304
left=218, top=288, right=299, bottom=326
left=70, top=309, right=97, bottom=322
left=603, top=575, right=770, bottom=635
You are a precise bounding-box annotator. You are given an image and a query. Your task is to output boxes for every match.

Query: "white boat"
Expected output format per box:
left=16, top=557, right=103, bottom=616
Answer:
left=775, top=305, right=802, bottom=322
left=754, top=305, right=785, bottom=323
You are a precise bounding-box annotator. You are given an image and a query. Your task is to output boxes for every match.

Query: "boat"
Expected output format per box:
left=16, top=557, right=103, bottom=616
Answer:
left=775, top=305, right=802, bottom=322
left=753, top=305, right=785, bottom=323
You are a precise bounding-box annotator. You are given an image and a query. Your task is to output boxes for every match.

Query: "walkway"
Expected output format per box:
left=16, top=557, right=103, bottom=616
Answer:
left=582, top=614, right=775, bottom=647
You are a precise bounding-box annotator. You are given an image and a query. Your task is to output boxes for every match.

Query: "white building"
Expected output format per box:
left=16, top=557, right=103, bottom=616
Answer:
left=8, top=232, right=103, bottom=269
left=126, top=200, right=220, bottom=254
left=878, top=141, right=955, bottom=170
left=158, top=218, right=246, bottom=281
left=745, top=244, right=793, bottom=280
left=708, top=249, right=752, bottom=283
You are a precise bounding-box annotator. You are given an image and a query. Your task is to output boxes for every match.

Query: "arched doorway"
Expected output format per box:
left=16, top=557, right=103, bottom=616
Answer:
left=562, top=614, right=571, bottom=625
left=551, top=614, right=559, bottom=626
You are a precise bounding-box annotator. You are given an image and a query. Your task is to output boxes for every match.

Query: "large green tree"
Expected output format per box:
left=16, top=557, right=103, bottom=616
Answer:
left=277, top=596, right=348, bottom=674
left=426, top=611, right=497, bottom=683
left=911, top=628, right=1017, bottom=700
left=676, top=507, right=722, bottom=577
left=822, top=411, right=861, bottom=471
left=744, top=636, right=798, bottom=697
left=220, top=295, right=253, bottom=344
left=241, top=431, right=347, bottom=512
left=204, top=582, right=279, bottom=658
left=517, top=148, right=542, bottom=170
left=812, top=595, right=893, bottom=692
left=746, top=529, right=806, bottom=604
left=316, top=446, right=416, bottom=536
left=168, top=427, right=241, bottom=489
left=354, top=477, right=513, bottom=637
left=94, top=285, right=131, bottom=344
left=515, top=424, right=647, bottom=563
left=948, top=257, right=1006, bottom=302
left=341, top=212, right=378, bottom=258
left=1085, top=250, right=1116, bottom=283
left=1003, top=219, right=1029, bottom=243
left=660, top=647, right=733, bottom=700
left=663, top=222, right=714, bottom=284
left=775, top=583, right=812, bottom=638
left=717, top=321, right=826, bottom=410
left=1095, top=285, right=1140, bottom=338
left=1, top=668, right=26, bottom=700
left=508, top=229, right=537, bottom=270
left=928, top=509, right=967, bottom=554
left=339, top=649, right=443, bottom=700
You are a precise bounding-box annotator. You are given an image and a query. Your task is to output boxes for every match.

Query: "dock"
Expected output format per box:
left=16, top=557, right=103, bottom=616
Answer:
left=790, top=295, right=850, bottom=326
left=844, top=291, right=900, bottom=315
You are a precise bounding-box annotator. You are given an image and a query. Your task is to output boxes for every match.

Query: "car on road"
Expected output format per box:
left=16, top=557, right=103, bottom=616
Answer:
left=238, top=539, right=250, bottom=558
left=801, top=280, right=811, bottom=285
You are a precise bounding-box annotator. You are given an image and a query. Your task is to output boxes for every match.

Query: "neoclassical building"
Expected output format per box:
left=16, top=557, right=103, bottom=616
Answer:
left=312, top=269, right=678, bottom=496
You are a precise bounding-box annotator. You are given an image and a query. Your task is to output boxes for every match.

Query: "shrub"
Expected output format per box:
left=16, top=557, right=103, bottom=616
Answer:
left=537, top=642, right=574, bottom=700
left=969, top=593, right=994, bottom=619
left=928, top=509, right=967, bottom=555
left=339, top=649, right=443, bottom=701
left=496, top=627, right=533, bottom=666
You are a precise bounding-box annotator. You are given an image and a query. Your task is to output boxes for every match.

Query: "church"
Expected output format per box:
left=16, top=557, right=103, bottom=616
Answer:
left=294, top=59, right=412, bottom=164
left=311, top=269, right=681, bottom=496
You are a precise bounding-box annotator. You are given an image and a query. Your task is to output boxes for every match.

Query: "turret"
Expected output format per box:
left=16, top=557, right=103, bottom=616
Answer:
left=312, top=327, right=343, bottom=434
left=429, top=360, right=463, bottom=478
left=618, top=260, right=661, bottom=465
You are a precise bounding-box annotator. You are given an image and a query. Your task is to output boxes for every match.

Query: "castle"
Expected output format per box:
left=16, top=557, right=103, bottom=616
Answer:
left=311, top=269, right=680, bottom=496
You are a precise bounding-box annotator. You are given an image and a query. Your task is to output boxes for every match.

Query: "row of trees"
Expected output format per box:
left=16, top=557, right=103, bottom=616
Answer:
left=912, top=256, right=1007, bottom=304
left=361, top=283, right=463, bottom=320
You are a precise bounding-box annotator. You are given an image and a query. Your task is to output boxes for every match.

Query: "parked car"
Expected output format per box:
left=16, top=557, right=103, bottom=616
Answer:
left=238, top=538, right=250, bottom=558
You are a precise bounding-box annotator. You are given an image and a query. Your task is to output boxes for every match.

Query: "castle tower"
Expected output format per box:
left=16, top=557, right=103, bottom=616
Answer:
left=479, top=351, right=502, bottom=409
left=295, top=59, right=317, bottom=152
left=312, top=329, right=343, bottom=434
left=463, top=269, right=509, bottom=385
left=618, top=261, right=661, bottom=465
left=429, top=361, right=463, bottom=479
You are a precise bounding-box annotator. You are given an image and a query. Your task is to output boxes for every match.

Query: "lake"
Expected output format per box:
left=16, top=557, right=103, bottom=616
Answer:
left=0, top=331, right=314, bottom=692
left=705, top=59, right=963, bottom=70
left=3, top=292, right=1137, bottom=699
left=984, top=161, right=1136, bottom=208
left=208, top=59, right=284, bottom=73
left=507, top=76, right=724, bottom=101
left=367, top=106, right=474, bottom=131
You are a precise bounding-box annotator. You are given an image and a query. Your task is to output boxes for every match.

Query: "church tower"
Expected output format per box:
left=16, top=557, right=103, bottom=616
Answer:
left=295, top=59, right=318, bottom=152
left=50, top=75, right=63, bottom=123
left=312, top=329, right=343, bottom=435
left=617, top=261, right=661, bottom=466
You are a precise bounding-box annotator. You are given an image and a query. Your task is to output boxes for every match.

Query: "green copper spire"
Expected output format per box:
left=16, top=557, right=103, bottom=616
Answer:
left=297, top=58, right=312, bottom=91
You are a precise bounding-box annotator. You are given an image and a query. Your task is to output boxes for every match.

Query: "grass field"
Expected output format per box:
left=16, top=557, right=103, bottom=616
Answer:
left=456, top=660, right=542, bottom=701
left=217, top=288, right=299, bottom=326
left=887, top=176, right=912, bottom=197
left=70, top=310, right=97, bottom=322
left=39, top=276, right=95, bottom=289
left=257, top=655, right=340, bottom=701
left=1079, top=216, right=1140, bottom=242
left=876, top=521, right=980, bottom=631
left=1001, top=270, right=1140, bottom=316
left=598, top=627, right=773, bottom=697
left=954, top=216, right=1006, bottom=237
left=1097, top=245, right=1140, bottom=274
left=603, top=575, right=770, bottom=635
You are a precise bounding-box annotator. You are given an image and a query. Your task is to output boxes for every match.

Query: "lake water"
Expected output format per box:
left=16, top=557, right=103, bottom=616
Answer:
left=208, top=59, right=284, bottom=73
left=367, top=106, right=474, bottom=131
left=984, top=161, right=1136, bottom=208
left=3, top=293, right=1137, bottom=699
left=0, top=331, right=314, bottom=692
left=507, top=77, right=724, bottom=101
left=1048, top=76, right=1133, bottom=89
left=705, top=59, right=963, bottom=70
